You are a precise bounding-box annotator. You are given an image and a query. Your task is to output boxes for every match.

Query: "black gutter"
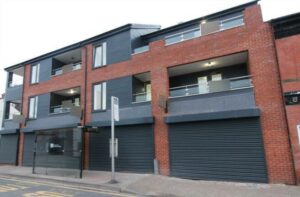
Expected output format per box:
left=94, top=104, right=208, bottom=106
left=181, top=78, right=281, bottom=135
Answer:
left=142, top=0, right=259, bottom=40
left=4, top=23, right=160, bottom=72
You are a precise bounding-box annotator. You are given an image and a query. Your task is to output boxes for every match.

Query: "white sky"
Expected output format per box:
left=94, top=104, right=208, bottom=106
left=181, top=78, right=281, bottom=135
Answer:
left=0, top=0, right=299, bottom=94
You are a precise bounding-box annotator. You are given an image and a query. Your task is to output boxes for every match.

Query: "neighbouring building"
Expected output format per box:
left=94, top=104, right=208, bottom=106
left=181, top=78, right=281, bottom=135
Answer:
left=0, top=0, right=299, bottom=184
left=271, top=13, right=300, bottom=184
left=0, top=94, right=4, bottom=129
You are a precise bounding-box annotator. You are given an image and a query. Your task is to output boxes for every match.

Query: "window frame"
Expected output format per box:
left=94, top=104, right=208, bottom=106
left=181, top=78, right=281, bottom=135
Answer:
left=93, top=42, right=107, bottom=68
left=28, top=95, right=38, bottom=119
left=92, top=82, right=107, bottom=111
left=30, top=63, right=40, bottom=84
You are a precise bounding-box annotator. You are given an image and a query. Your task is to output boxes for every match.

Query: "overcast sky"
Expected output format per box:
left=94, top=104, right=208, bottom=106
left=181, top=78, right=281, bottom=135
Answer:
left=0, top=0, right=299, bottom=94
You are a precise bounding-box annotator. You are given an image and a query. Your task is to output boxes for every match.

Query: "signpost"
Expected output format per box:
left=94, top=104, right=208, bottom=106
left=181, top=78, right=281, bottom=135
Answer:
left=110, top=96, right=119, bottom=183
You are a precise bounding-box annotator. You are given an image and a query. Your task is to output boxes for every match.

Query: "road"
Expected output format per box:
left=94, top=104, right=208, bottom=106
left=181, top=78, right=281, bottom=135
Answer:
left=0, top=175, right=135, bottom=197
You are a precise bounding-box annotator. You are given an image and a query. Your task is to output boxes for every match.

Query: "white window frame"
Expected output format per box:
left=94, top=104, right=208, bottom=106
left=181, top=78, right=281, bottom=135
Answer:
left=93, top=82, right=107, bottom=111
left=93, top=42, right=107, bottom=68
left=29, top=96, right=38, bottom=119
left=31, top=63, right=40, bottom=84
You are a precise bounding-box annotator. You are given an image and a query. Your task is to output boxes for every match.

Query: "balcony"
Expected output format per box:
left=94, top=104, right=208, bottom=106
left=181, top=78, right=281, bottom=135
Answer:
left=170, top=75, right=252, bottom=98
left=4, top=100, right=21, bottom=120
left=50, top=88, right=80, bottom=115
left=52, top=62, right=81, bottom=76
left=51, top=48, right=82, bottom=77
left=165, top=13, right=244, bottom=46
left=167, top=52, right=256, bottom=117
left=132, top=72, right=151, bottom=103
left=7, top=67, right=24, bottom=88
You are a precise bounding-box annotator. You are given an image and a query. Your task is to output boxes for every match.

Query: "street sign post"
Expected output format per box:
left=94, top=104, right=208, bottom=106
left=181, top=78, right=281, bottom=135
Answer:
left=110, top=96, right=119, bottom=183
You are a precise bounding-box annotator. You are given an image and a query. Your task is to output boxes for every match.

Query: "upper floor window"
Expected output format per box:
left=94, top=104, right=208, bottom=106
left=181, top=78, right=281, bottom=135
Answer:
left=31, top=63, right=40, bottom=84
left=93, top=42, right=107, bottom=68
left=29, top=96, right=38, bottom=119
left=93, top=82, right=106, bottom=111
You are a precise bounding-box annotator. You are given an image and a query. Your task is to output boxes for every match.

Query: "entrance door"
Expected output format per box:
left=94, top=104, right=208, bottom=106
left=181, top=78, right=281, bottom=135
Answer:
left=197, top=76, right=208, bottom=94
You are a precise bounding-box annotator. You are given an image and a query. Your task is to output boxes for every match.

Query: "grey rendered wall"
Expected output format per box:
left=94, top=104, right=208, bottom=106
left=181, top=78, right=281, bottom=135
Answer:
left=92, top=76, right=152, bottom=123
left=168, top=88, right=256, bottom=115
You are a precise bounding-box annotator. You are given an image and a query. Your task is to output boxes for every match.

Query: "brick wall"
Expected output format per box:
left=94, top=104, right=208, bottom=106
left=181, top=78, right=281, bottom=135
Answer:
left=275, top=34, right=300, bottom=184
left=16, top=4, right=296, bottom=184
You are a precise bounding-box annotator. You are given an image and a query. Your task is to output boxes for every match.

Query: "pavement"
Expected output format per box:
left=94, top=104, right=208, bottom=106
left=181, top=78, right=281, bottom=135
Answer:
left=0, top=165, right=300, bottom=197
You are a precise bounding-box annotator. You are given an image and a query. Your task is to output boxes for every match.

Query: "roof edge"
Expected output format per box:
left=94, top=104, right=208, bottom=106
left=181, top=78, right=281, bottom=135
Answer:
left=4, top=23, right=160, bottom=71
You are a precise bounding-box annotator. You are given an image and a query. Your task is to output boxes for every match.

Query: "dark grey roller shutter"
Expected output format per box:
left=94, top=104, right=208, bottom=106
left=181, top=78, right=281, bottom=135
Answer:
left=89, top=124, right=154, bottom=173
left=22, top=133, right=35, bottom=166
left=169, top=118, right=267, bottom=183
left=0, top=134, right=18, bottom=164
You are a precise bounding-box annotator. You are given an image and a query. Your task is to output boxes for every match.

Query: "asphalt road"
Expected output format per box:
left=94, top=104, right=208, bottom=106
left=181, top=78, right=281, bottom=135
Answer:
left=0, top=175, right=135, bottom=197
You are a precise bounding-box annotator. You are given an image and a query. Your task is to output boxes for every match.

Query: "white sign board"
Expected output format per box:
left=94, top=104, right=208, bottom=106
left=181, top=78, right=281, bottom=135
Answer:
left=112, top=96, right=119, bottom=121
left=297, top=125, right=300, bottom=144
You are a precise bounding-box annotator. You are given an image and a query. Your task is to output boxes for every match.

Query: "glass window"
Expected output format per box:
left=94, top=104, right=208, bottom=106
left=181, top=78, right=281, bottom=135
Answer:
left=93, top=43, right=107, bottom=68
left=165, top=35, right=182, bottom=45
left=93, top=82, right=106, bottom=110
left=31, top=64, right=40, bottom=84
left=220, top=15, right=244, bottom=30
left=29, top=96, right=38, bottom=119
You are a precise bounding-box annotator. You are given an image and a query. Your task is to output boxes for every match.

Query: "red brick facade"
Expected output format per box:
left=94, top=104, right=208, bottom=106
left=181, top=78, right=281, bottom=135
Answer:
left=17, top=4, right=296, bottom=184
left=275, top=34, right=300, bottom=184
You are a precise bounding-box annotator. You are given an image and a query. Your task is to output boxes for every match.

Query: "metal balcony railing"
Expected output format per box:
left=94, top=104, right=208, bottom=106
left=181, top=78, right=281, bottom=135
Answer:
left=132, top=92, right=151, bottom=103
left=169, top=75, right=252, bottom=98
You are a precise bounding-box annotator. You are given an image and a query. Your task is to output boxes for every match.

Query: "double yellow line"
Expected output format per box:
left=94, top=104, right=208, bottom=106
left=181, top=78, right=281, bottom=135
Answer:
left=0, top=175, right=136, bottom=197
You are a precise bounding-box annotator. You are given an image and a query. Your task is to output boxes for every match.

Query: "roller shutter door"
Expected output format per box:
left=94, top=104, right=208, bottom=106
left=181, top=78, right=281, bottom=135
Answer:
left=169, top=118, right=268, bottom=183
left=22, top=133, right=35, bottom=166
left=0, top=134, right=18, bottom=164
left=89, top=124, right=154, bottom=173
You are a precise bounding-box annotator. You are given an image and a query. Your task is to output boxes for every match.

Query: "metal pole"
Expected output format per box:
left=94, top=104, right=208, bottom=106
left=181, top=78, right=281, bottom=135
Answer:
left=110, top=97, right=116, bottom=183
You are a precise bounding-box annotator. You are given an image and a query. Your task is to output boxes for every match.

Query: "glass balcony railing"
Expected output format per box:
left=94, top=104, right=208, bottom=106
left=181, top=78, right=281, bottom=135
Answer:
left=50, top=103, right=80, bottom=114
left=52, top=63, right=82, bottom=76
left=169, top=75, right=252, bottom=98
left=8, top=79, right=23, bottom=88
left=165, top=28, right=201, bottom=45
left=133, top=45, right=149, bottom=54
left=132, top=92, right=151, bottom=103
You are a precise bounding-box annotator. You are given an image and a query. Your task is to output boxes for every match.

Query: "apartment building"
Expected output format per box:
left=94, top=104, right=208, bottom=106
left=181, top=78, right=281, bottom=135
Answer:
left=0, top=0, right=298, bottom=184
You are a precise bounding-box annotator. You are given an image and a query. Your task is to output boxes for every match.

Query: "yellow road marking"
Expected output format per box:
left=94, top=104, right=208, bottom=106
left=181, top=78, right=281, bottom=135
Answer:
left=23, top=191, right=73, bottom=197
left=0, top=185, right=19, bottom=192
left=0, top=175, right=135, bottom=197
left=6, top=183, right=30, bottom=189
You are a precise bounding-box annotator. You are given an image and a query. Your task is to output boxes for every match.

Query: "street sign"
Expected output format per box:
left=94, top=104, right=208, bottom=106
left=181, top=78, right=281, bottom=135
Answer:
left=112, top=96, right=119, bottom=121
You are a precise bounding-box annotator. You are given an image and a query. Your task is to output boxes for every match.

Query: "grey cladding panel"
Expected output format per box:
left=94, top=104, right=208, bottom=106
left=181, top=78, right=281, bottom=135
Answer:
left=0, top=134, right=18, bottom=164
left=3, top=120, right=19, bottom=130
left=38, top=58, right=52, bottom=83
left=168, top=88, right=256, bottom=115
left=5, top=85, right=23, bottom=101
left=106, top=76, right=132, bottom=108
left=169, top=118, right=268, bottom=183
left=89, top=124, right=154, bottom=173
left=37, top=93, right=51, bottom=118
